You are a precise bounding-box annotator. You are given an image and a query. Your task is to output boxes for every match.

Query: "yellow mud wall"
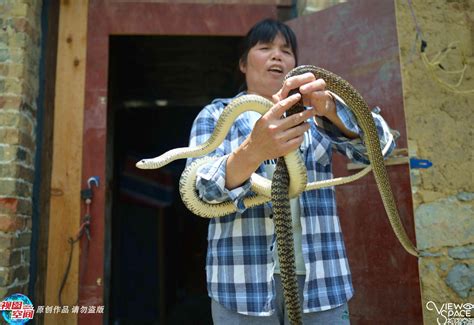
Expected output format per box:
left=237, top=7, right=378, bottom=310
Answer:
left=396, top=0, right=474, bottom=324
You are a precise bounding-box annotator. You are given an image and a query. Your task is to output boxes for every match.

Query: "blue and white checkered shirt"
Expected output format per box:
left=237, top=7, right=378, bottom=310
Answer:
left=187, top=92, right=395, bottom=316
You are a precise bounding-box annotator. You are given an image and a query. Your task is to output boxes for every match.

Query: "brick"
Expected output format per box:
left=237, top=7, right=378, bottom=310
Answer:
left=7, top=63, right=24, bottom=78
left=0, top=284, right=28, bottom=299
left=0, top=179, right=16, bottom=195
left=0, top=48, right=9, bottom=62
left=0, top=198, right=31, bottom=215
left=5, top=78, right=23, bottom=93
left=0, top=128, right=34, bottom=150
left=0, top=111, right=21, bottom=127
left=0, top=198, right=18, bottom=214
left=7, top=18, right=37, bottom=43
left=14, top=231, right=30, bottom=247
left=0, top=145, right=33, bottom=165
left=11, top=3, right=29, bottom=17
left=0, top=145, right=17, bottom=161
left=9, top=47, right=25, bottom=63
left=0, top=234, right=13, bottom=246
left=10, top=33, right=30, bottom=49
left=0, top=249, right=21, bottom=267
left=0, top=179, right=32, bottom=197
left=0, top=215, right=25, bottom=232
left=0, top=128, right=20, bottom=145
left=16, top=199, right=32, bottom=215
left=13, top=264, right=28, bottom=282
left=0, top=63, right=8, bottom=75
left=0, top=265, right=27, bottom=286
left=0, top=231, right=31, bottom=248
left=0, top=33, right=7, bottom=48
left=0, top=163, right=34, bottom=180
left=0, top=96, right=22, bottom=109
left=0, top=268, right=13, bottom=286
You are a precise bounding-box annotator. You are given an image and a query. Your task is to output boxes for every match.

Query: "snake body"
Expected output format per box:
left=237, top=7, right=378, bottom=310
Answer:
left=270, top=84, right=306, bottom=323
left=136, top=65, right=420, bottom=325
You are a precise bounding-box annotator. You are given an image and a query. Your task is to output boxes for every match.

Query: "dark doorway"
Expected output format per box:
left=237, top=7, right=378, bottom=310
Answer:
left=107, top=35, right=241, bottom=324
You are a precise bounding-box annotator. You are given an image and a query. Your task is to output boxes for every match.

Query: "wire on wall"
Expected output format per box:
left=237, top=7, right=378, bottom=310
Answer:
left=406, top=0, right=474, bottom=94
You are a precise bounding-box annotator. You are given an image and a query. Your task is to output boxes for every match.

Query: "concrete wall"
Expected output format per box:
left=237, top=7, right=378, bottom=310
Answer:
left=0, top=0, right=42, bottom=298
left=395, top=0, right=474, bottom=323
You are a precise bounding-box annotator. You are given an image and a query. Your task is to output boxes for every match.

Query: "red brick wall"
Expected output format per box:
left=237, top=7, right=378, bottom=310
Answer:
left=0, top=0, right=42, bottom=298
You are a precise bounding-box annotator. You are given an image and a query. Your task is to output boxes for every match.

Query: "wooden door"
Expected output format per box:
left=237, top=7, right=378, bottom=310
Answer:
left=287, top=1, right=422, bottom=324
left=81, top=2, right=278, bottom=324
left=81, top=1, right=422, bottom=323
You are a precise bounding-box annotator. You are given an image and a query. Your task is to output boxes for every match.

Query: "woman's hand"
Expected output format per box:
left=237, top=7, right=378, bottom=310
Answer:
left=247, top=92, right=317, bottom=162
left=274, top=72, right=337, bottom=119
left=274, top=72, right=358, bottom=139
left=225, top=92, right=316, bottom=190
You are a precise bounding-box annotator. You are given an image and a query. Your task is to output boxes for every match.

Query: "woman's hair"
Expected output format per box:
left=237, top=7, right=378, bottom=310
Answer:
left=237, top=18, right=298, bottom=90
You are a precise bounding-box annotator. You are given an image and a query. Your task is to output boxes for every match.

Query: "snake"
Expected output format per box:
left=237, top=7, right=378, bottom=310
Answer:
left=136, top=65, right=420, bottom=325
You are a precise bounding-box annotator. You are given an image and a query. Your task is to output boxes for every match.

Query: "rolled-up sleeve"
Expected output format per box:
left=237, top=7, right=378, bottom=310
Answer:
left=315, top=96, right=397, bottom=164
left=186, top=101, right=252, bottom=213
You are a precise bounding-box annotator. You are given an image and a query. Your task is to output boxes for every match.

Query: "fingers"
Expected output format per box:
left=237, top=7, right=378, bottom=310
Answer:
left=279, top=72, right=315, bottom=99
left=282, top=73, right=334, bottom=117
left=298, top=78, right=326, bottom=96
left=279, top=121, right=310, bottom=143
left=302, top=89, right=330, bottom=108
left=276, top=132, right=306, bottom=156
left=270, top=110, right=313, bottom=156
left=279, top=107, right=315, bottom=129
left=269, top=92, right=302, bottom=118
left=279, top=72, right=327, bottom=99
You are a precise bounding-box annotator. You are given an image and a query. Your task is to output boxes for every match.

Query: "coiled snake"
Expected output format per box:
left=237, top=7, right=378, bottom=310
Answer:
left=136, top=65, right=419, bottom=325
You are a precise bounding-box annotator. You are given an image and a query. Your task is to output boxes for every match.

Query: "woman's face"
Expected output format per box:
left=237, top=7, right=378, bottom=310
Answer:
left=240, top=33, right=296, bottom=100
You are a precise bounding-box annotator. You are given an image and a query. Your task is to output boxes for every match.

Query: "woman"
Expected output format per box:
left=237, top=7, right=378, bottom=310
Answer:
left=187, top=18, right=395, bottom=324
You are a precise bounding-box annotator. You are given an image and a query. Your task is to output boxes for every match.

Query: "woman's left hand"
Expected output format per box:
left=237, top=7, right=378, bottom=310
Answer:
left=273, top=72, right=337, bottom=119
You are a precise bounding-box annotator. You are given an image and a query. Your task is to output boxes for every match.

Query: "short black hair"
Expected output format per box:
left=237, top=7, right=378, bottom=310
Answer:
left=237, top=18, right=298, bottom=91
left=239, top=18, right=298, bottom=67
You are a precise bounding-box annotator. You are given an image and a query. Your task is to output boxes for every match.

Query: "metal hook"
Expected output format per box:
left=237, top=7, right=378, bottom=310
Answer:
left=87, top=176, right=100, bottom=189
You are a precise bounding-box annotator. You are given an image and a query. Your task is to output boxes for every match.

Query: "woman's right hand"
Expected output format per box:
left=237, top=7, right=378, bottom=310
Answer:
left=225, top=92, right=315, bottom=190
left=247, top=92, right=316, bottom=163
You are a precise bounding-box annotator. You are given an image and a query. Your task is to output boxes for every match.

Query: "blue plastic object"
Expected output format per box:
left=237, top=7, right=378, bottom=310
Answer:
left=409, top=158, right=433, bottom=169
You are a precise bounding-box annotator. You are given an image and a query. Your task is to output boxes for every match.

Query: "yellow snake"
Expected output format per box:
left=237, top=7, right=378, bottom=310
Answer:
left=136, top=65, right=420, bottom=324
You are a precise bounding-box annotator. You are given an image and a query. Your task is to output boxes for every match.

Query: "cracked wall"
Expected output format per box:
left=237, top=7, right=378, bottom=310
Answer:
left=395, top=0, right=474, bottom=323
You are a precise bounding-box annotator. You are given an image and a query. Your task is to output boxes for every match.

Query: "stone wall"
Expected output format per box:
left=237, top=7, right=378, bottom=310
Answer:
left=395, top=0, right=473, bottom=323
left=0, top=0, right=42, bottom=298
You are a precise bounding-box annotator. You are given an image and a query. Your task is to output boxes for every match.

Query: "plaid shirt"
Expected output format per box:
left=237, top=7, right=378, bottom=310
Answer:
left=187, top=92, right=395, bottom=316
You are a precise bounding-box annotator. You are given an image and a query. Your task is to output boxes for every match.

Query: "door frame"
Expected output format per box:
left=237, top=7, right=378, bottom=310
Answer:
left=70, top=1, right=423, bottom=324
left=81, top=2, right=278, bottom=324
